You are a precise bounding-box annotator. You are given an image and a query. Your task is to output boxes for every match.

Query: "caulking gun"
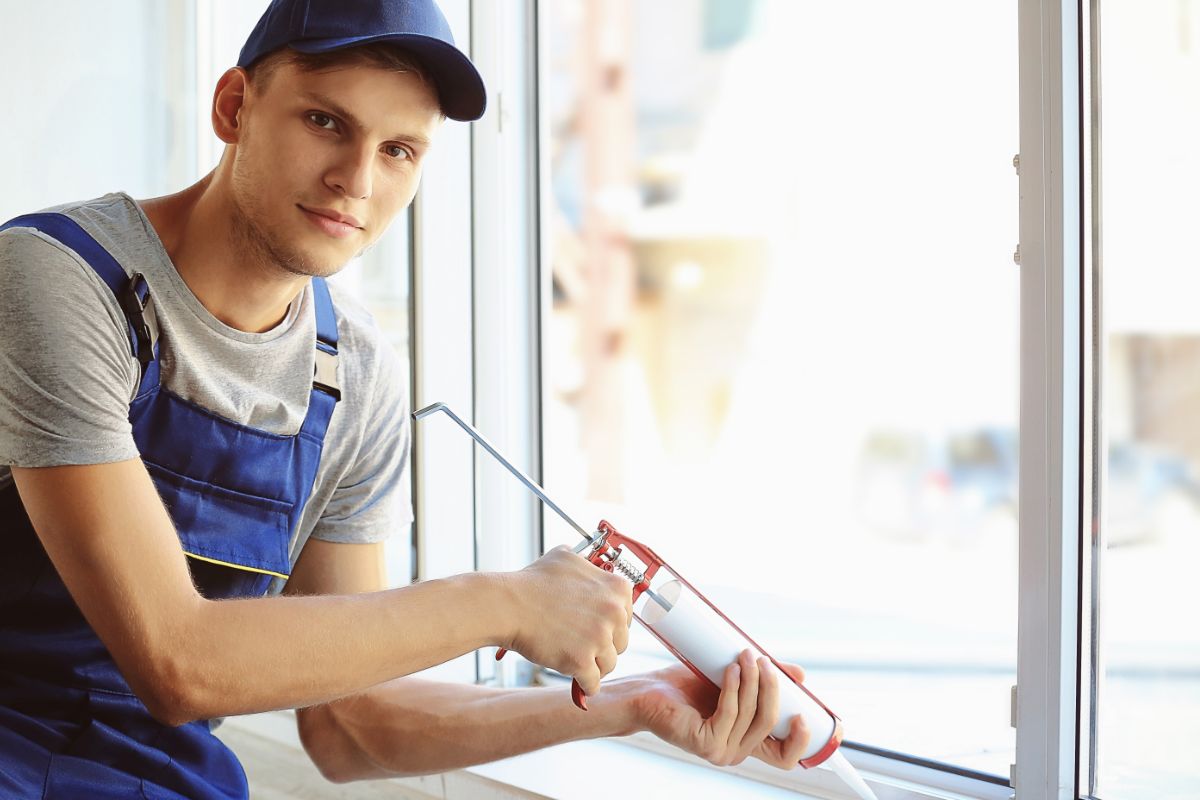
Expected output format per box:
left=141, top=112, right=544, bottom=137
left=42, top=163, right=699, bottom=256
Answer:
left=413, top=402, right=879, bottom=799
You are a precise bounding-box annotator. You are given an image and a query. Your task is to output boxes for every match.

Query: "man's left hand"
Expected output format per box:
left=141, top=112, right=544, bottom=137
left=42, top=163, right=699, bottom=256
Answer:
left=631, top=648, right=811, bottom=770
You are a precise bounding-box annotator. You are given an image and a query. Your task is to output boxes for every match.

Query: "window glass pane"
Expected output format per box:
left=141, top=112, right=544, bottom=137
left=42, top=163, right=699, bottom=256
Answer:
left=541, top=0, right=1016, bottom=775
left=1096, top=2, right=1200, bottom=796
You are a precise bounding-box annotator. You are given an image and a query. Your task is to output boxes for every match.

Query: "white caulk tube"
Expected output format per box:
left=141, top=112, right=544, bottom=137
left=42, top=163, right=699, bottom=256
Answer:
left=637, top=578, right=878, bottom=800
left=639, top=579, right=837, bottom=757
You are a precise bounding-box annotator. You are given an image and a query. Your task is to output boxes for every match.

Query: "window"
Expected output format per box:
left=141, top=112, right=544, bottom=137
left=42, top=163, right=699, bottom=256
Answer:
left=1086, top=1, right=1200, bottom=796
left=539, top=0, right=1017, bottom=781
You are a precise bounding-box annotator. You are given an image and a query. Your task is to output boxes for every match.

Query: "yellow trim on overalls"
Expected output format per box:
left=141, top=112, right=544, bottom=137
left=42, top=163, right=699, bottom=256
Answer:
left=183, top=551, right=290, bottom=580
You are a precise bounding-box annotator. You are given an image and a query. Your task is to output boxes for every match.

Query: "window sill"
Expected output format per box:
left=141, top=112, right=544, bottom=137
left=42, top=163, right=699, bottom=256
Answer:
left=217, top=710, right=817, bottom=799
left=217, top=711, right=1011, bottom=800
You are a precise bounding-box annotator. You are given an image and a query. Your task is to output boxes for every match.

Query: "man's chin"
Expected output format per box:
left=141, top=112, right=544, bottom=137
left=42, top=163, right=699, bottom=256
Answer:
left=277, top=237, right=360, bottom=278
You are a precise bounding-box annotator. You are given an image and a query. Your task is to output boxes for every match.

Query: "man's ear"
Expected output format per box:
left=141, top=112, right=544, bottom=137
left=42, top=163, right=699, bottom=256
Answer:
left=212, top=67, right=251, bottom=145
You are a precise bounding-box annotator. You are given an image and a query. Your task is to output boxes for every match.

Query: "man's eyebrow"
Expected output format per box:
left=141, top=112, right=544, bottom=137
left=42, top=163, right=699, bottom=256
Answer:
left=300, top=91, right=432, bottom=147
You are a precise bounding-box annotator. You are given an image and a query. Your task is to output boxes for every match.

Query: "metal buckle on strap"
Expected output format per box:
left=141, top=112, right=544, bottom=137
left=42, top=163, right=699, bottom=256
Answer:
left=313, top=348, right=341, bottom=401
left=120, top=273, right=159, bottom=373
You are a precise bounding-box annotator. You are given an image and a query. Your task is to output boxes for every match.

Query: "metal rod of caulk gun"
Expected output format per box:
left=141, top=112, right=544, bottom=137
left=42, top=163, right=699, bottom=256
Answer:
left=411, top=402, right=673, bottom=614
left=412, top=402, right=595, bottom=544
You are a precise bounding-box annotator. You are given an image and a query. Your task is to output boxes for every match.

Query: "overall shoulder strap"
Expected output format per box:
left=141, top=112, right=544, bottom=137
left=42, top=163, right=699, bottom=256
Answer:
left=309, top=276, right=340, bottom=402
left=1, top=213, right=160, bottom=380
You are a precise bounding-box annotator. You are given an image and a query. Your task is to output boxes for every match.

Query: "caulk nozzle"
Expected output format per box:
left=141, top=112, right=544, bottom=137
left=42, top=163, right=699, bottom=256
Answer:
left=826, top=751, right=879, bottom=800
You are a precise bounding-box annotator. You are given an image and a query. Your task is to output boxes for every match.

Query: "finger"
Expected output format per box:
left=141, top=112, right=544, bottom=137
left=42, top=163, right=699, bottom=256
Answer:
left=614, top=620, right=630, bottom=654
left=596, top=645, right=618, bottom=678
left=753, top=659, right=782, bottom=737
left=736, top=657, right=781, bottom=761
left=781, top=714, right=811, bottom=766
left=727, top=649, right=760, bottom=749
left=751, top=731, right=786, bottom=769
left=709, top=659, right=742, bottom=743
left=575, top=663, right=601, bottom=697
left=753, top=714, right=801, bottom=772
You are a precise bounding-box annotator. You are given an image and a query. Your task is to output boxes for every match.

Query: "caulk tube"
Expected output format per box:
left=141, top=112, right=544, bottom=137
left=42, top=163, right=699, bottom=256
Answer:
left=637, top=576, right=842, bottom=767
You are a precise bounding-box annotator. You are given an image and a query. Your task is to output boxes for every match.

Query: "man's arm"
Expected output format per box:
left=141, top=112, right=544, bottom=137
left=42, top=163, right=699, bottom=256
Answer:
left=293, top=540, right=813, bottom=782
left=11, top=460, right=516, bottom=726
left=290, top=537, right=650, bottom=782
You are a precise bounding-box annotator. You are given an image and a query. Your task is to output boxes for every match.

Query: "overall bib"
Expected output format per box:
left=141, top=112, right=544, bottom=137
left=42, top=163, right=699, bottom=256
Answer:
left=0, top=213, right=342, bottom=798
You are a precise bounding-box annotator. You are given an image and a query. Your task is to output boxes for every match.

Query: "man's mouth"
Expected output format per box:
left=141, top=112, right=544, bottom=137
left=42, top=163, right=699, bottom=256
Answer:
left=298, top=205, right=364, bottom=239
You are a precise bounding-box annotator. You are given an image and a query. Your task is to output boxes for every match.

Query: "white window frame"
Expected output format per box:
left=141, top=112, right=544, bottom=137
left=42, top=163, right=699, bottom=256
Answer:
left=429, top=0, right=1093, bottom=797
left=468, top=0, right=544, bottom=689
left=409, top=0, right=482, bottom=686
left=1015, top=0, right=1085, bottom=797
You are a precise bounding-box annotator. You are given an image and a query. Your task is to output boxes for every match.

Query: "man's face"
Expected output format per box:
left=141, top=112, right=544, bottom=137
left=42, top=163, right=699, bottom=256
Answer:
left=229, top=59, right=443, bottom=277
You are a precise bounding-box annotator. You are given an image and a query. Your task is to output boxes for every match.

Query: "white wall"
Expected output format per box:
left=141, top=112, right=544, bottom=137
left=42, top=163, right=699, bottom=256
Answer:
left=1, top=0, right=197, bottom=221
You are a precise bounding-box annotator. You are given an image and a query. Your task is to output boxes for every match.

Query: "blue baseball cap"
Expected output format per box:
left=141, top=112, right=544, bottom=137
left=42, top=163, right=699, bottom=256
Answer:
left=238, top=0, right=486, bottom=121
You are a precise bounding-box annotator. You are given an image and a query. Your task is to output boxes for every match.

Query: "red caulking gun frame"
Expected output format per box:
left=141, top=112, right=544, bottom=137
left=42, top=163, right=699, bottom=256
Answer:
left=412, top=401, right=846, bottom=770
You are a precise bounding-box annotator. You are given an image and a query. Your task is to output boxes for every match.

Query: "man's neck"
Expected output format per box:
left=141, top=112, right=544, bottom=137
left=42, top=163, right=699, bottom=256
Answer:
left=139, top=171, right=307, bottom=335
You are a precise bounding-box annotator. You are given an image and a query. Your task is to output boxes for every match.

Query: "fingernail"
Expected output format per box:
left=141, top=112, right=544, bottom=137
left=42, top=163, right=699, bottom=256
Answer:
left=732, top=665, right=741, bottom=678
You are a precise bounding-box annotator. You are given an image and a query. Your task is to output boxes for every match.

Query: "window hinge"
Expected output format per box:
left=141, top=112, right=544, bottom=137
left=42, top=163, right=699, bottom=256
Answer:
left=1009, top=684, right=1018, bottom=796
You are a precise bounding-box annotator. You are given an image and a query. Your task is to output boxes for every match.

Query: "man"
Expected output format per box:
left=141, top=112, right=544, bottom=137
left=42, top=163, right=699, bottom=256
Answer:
left=0, top=0, right=810, bottom=796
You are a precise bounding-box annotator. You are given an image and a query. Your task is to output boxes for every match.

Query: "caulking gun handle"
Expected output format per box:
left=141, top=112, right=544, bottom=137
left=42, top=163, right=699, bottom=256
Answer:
left=493, top=647, right=590, bottom=711
left=570, top=680, right=588, bottom=710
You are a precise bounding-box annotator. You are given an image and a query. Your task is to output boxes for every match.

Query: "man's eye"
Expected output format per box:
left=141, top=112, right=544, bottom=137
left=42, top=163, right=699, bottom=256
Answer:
left=384, top=144, right=411, bottom=161
left=308, top=113, right=336, bottom=130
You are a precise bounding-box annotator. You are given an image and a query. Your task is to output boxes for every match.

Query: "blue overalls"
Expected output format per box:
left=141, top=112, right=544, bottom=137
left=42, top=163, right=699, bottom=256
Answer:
left=0, top=213, right=342, bottom=798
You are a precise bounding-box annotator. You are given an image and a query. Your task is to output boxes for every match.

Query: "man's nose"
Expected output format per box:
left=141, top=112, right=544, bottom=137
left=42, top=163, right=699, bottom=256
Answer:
left=325, top=145, right=374, bottom=200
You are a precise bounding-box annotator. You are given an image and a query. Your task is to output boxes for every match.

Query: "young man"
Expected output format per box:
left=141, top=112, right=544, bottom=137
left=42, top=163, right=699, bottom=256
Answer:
left=0, top=0, right=810, bottom=796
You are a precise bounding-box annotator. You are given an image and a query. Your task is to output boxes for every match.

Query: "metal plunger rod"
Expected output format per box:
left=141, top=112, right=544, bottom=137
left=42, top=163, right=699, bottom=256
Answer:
left=412, top=402, right=672, bottom=614
left=412, top=402, right=597, bottom=546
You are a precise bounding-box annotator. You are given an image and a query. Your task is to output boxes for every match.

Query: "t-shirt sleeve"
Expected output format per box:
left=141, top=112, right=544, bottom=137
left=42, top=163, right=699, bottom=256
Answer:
left=0, top=228, right=140, bottom=468
left=309, top=340, right=413, bottom=544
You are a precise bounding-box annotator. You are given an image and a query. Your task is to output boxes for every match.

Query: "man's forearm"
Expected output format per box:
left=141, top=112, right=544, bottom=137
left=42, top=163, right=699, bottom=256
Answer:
left=304, top=674, right=651, bottom=781
left=172, top=572, right=513, bottom=723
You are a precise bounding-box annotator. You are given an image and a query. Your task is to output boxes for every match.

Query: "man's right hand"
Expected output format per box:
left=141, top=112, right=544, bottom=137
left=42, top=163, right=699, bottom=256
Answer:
left=500, top=545, right=633, bottom=697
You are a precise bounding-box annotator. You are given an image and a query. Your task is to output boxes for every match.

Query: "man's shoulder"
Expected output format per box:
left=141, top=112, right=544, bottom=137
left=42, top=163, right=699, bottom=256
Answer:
left=1, top=195, right=126, bottom=289
left=1, top=192, right=154, bottom=276
left=4, top=192, right=142, bottom=232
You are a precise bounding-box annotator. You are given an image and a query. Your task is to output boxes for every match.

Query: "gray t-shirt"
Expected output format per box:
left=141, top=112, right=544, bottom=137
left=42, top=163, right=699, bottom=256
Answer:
left=0, top=192, right=412, bottom=590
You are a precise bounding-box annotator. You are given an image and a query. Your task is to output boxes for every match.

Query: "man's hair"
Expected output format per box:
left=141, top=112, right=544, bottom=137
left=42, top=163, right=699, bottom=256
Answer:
left=245, top=43, right=442, bottom=113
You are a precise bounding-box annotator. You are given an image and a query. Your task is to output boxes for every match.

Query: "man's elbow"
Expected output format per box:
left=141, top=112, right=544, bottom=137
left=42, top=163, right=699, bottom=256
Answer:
left=298, top=702, right=402, bottom=783
left=119, top=603, right=212, bottom=727
left=127, top=646, right=207, bottom=727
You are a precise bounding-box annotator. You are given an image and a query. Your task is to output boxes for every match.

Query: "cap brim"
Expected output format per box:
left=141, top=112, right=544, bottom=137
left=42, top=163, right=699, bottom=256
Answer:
left=290, top=33, right=486, bottom=122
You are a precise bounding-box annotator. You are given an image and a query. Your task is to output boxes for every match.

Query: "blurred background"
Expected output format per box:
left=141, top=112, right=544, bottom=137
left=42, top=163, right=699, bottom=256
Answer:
left=2, top=0, right=1198, bottom=796
left=537, top=0, right=1200, bottom=795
